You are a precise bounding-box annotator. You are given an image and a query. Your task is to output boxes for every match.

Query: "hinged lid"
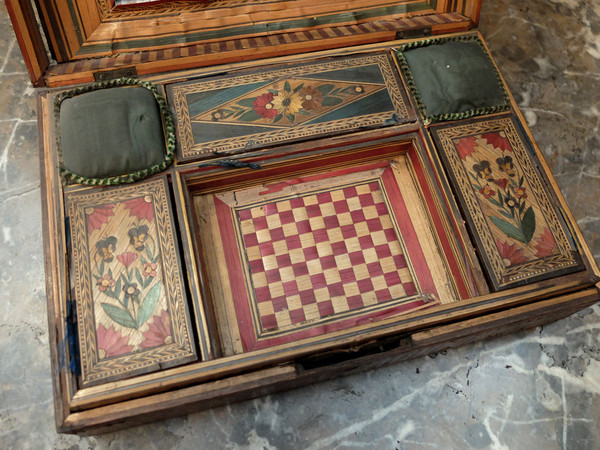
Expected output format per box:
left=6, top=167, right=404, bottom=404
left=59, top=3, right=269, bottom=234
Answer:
left=7, top=0, right=481, bottom=87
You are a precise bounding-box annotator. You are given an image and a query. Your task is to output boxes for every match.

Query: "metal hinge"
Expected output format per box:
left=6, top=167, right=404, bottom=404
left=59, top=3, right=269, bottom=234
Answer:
left=395, top=27, right=432, bottom=40
left=93, top=66, right=138, bottom=82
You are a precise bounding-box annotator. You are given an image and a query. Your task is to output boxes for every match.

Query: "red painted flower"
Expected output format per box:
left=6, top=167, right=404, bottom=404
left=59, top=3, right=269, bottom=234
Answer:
left=253, top=92, right=278, bottom=119
left=493, top=178, right=508, bottom=190
left=96, top=274, right=115, bottom=292
left=96, top=324, right=133, bottom=358
left=124, top=196, right=154, bottom=222
left=479, top=185, right=496, bottom=199
left=513, top=186, right=528, bottom=199
left=534, top=228, right=558, bottom=258
left=117, top=251, right=138, bottom=268
left=86, top=205, right=114, bottom=232
left=143, top=262, right=157, bottom=277
left=455, top=136, right=478, bottom=160
left=496, top=240, right=529, bottom=266
left=140, top=310, right=172, bottom=349
left=483, top=132, right=512, bottom=152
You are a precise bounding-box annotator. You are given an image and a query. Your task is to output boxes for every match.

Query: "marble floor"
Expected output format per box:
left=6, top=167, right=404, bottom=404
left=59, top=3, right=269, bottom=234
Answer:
left=1, top=1, right=599, bottom=449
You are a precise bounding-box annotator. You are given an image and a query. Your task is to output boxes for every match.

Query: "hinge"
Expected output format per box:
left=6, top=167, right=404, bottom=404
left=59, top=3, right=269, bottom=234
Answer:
left=395, top=27, right=432, bottom=40
left=93, top=66, right=138, bottom=82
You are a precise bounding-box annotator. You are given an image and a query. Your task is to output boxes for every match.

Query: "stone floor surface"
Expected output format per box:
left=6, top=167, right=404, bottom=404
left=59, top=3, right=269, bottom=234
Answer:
left=1, top=1, right=599, bottom=449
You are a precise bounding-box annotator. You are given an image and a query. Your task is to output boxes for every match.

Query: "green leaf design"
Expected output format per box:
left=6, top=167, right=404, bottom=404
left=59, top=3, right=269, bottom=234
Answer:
left=287, top=114, right=295, bottom=123
left=490, top=216, right=527, bottom=243
left=321, top=96, right=343, bottom=107
left=114, top=278, right=122, bottom=299
left=137, top=283, right=162, bottom=327
left=499, top=210, right=514, bottom=220
left=521, top=206, right=536, bottom=244
left=146, top=246, right=153, bottom=262
left=284, top=81, right=291, bottom=92
left=273, top=113, right=283, bottom=123
left=101, top=303, right=137, bottom=329
left=487, top=197, right=501, bottom=207
left=100, top=261, right=105, bottom=276
left=317, top=84, right=334, bottom=96
left=293, top=83, right=304, bottom=93
left=236, top=98, right=257, bottom=108
left=135, top=268, right=143, bottom=287
left=268, top=89, right=278, bottom=94
left=238, top=109, right=262, bottom=122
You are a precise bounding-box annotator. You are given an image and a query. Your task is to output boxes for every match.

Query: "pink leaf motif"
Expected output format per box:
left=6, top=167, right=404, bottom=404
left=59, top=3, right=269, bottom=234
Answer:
left=86, top=205, right=114, bottom=232
left=124, top=196, right=155, bottom=222
left=496, top=240, right=529, bottom=266
left=96, top=324, right=133, bottom=358
left=455, top=136, right=479, bottom=160
left=117, top=252, right=138, bottom=268
left=140, top=310, right=172, bottom=349
left=534, top=228, right=557, bottom=258
left=483, top=132, right=512, bottom=152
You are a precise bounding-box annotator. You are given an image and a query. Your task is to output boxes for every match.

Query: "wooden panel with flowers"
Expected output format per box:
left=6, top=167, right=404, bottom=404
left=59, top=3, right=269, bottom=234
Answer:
left=430, top=115, right=584, bottom=290
left=66, top=177, right=197, bottom=386
left=166, top=52, right=414, bottom=162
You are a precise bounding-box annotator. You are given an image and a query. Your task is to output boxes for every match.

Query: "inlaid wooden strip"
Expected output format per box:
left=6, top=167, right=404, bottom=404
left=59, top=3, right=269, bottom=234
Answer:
left=42, top=13, right=470, bottom=86
left=430, top=115, right=584, bottom=290
left=66, top=177, right=197, bottom=386
left=167, top=52, right=414, bottom=162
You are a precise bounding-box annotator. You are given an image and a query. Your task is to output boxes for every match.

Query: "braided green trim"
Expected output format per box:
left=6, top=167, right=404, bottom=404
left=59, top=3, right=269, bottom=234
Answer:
left=395, top=34, right=511, bottom=124
left=54, top=77, right=176, bottom=186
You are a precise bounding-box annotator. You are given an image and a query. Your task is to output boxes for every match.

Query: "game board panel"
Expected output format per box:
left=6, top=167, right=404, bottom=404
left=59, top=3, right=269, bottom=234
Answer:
left=193, top=152, right=463, bottom=354
left=167, top=52, right=414, bottom=162
left=65, top=177, right=197, bottom=386
left=430, top=115, right=584, bottom=290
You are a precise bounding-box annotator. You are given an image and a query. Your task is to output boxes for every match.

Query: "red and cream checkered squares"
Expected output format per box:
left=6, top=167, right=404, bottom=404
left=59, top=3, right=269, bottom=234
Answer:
left=236, top=181, right=417, bottom=333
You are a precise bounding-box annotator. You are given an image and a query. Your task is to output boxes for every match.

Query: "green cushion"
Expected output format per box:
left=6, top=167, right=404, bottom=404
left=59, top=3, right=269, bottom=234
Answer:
left=399, top=38, right=509, bottom=121
left=59, top=86, right=166, bottom=180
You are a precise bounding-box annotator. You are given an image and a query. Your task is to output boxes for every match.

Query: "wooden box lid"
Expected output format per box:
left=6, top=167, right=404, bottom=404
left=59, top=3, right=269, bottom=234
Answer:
left=7, top=0, right=482, bottom=87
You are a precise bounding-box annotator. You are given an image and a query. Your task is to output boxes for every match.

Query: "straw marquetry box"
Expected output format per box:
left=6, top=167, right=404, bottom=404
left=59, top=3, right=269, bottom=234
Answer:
left=7, top=0, right=599, bottom=434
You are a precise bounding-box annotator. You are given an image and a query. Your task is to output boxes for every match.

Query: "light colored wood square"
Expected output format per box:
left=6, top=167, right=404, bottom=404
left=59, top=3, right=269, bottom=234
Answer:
left=331, top=296, right=350, bottom=313
left=266, top=213, right=282, bottom=229
left=323, top=267, right=341, bottom=284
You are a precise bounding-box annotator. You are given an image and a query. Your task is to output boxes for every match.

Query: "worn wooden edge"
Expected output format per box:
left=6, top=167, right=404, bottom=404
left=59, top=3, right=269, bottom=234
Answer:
left=476, top=33, right=600, bottom=280
left=4, top=0, right=49, bottom=87
left=58, top=286, right=599, bottom=435
left=171, top=172, right=216, bottom=360
left=38, top=92, right=73, bottom=430
left=68, top=264, right=595, bottom=412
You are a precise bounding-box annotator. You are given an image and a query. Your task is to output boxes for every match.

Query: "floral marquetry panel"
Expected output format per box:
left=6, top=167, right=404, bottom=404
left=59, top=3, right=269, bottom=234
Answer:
left=431, top=115, right=584, bottom=290
left=66, top=177, right=197, bottom=386
left=167, top=52, right=414, bottom=162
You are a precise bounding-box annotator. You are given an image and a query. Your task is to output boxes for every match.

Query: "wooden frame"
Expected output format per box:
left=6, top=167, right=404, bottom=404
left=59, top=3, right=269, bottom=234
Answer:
left=7, top=0, right=483, bottom=86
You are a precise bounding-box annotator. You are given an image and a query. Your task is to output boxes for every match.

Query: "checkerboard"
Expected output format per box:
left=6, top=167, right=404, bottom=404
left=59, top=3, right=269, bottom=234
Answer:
left=236, top=181, right=417, bottom=333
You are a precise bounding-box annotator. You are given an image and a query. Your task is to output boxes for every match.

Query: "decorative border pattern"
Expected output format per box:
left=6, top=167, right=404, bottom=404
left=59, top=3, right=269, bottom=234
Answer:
left=168, top=53, right=412, bottom=161
left=431, top=115, right=581, bottom=289
left=54, top=78, right=176, bottom=186
left=395, top=34, right=511, bottom=123
left=67, top=178, right=197, bottom=385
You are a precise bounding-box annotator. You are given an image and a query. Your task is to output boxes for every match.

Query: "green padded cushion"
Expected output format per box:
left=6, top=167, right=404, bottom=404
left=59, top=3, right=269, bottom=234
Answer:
left=403, top=40, right=506, bottom=118
left=59, top=86, right=166, bottom=179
